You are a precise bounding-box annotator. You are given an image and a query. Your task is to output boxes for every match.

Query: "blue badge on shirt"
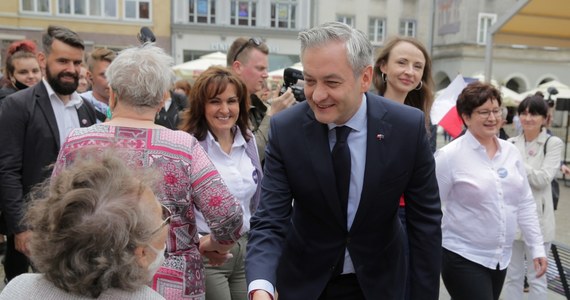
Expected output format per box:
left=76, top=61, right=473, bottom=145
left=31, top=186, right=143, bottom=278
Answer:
left=497, top=167, right=508, bottom=178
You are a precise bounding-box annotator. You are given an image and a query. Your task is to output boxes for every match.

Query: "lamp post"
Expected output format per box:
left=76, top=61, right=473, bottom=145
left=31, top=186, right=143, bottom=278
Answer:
left=549, top=87, right=570, bottom=187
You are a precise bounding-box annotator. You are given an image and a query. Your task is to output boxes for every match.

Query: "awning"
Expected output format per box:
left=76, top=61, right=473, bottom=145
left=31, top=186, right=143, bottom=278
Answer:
left=495, top=0, right=570, bottom=49
left=484, top=0, right=570, bottom=81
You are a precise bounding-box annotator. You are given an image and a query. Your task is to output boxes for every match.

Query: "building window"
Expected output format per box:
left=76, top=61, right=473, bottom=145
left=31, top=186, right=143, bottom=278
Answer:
left=189, top=0, right=215, bottom=24
left=231, top=0, right=256, bottom=26
left=271, top=1, right=297, bottom=29
left=369, top=17, right=386, bottom=44
left=125, top=0, right=151, bottom=20
left=58, top=0, right=117, bottom=17
left=399, top=20, right=416, bottom=37
left=477, top=13, right=497, bottom=45
left=337, top=15, right=355, bottom=27
left=21, top=0, right=50, bottom=13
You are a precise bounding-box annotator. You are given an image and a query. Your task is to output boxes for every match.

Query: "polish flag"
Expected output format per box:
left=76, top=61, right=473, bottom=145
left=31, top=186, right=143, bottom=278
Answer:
left=430, top=74, right=467, bottom=138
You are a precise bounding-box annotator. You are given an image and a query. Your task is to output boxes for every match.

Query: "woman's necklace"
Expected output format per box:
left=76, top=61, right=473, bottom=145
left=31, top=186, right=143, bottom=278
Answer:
left=525, top=139, right=538, bottom=157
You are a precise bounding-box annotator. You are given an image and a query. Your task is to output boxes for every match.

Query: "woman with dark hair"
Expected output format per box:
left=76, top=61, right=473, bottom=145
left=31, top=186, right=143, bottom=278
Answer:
left=0, top=150, right=167, bottom=299
left=0, top=40, right=42, bottom=100
left=180, top=66, right=262, bottom=300
left=503, top=94, right=563, bottom=299
left=435, top=82, right=547, bottom=300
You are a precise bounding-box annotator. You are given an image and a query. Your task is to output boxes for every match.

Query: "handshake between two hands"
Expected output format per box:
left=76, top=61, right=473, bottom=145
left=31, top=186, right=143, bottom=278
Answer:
left=198, top=234, right=234, bottom=266
left=198, top=234, right=275, bottom=300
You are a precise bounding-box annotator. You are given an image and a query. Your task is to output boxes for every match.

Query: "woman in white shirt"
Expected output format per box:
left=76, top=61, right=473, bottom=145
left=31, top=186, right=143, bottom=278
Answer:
left=434, top=82, right=548, bottom=300
left=502, top=94, right=563, bottom=299
left=180, top=66, right=262, bottom=300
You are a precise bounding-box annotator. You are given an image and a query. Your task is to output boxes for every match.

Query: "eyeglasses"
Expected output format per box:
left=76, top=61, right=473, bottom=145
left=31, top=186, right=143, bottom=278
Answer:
left=233, top=37, right=262, bottom=63
left=474, top=108, right=502, bottom=119
left=151, top=204, right=172, bottom=236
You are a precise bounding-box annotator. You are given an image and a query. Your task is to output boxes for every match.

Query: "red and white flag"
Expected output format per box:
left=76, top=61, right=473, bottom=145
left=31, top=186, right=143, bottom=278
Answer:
left=430, top=74, right=467, bottom=138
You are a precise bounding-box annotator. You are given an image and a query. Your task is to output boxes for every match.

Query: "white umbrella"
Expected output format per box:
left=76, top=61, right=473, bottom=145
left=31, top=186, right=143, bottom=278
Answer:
left=522, top=80, right=570, bottom=100
left=500, top=86, right=523, bottom=107
left=172, top=51, right=227, bottom=80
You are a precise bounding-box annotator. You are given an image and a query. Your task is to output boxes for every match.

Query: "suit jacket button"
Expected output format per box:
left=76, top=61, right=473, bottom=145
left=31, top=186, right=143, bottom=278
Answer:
left=346, top=237, right=351, bottom=244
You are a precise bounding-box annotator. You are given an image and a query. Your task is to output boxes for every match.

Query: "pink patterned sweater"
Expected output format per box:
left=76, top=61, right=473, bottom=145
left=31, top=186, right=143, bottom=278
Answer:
left=53, top=124, right=243, bottom=300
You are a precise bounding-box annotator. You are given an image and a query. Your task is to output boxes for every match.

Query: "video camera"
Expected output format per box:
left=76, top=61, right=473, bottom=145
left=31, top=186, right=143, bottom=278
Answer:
left=279, top=67, right=305, bottom=102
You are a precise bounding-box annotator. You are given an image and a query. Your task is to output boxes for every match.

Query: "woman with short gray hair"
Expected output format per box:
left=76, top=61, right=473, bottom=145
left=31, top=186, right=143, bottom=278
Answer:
left=51, top=44, right=243, bottom=299
left=0, top=150, right=167, bottom=299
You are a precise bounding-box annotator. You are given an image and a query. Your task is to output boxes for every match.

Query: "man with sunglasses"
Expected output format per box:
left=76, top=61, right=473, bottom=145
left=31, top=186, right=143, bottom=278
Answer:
left=227, top=37, right=295, bottom=162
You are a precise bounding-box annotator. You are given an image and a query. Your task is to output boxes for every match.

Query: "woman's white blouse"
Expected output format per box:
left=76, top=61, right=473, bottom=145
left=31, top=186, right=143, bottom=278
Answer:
left=195, top=129, right=257, bottom=234
left=435, top=130, right=545, bottom=270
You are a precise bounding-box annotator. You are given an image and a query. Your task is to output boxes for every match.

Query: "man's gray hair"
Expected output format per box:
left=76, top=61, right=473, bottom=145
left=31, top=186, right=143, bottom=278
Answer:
left=106, top=44, right=174, bottom=110
left=298, top=22, right=373, bottom=77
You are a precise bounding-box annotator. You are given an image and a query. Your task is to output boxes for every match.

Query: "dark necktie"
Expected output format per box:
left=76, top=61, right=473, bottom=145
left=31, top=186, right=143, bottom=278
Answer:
left=332, top=126, right=351, bottom=276
left=332, top=126, right=351, bottom=221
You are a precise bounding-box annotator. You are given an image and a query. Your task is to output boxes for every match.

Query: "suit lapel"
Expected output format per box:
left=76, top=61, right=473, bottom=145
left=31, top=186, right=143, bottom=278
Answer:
left=303, top=109, right=345, bottom=226
left=76, top=102, right=95, bottom=127
left=351, top=95, right=393, bottom=231
left=35, top=83, right=61, bottom=148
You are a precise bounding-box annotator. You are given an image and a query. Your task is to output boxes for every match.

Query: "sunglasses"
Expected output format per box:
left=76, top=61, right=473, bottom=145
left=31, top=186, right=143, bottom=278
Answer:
left=151, top=203, right=172, bottom=236
left=233, top=37, right=262, bottom=63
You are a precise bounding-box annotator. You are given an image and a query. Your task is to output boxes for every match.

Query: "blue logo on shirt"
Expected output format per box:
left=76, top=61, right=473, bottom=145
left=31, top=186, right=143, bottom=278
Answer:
left=497, top=167, right=508, bottom=178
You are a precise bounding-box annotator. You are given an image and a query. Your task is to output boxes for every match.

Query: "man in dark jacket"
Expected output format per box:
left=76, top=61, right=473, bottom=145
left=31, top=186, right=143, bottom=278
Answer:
left=0, top=25, right=96, bottom=282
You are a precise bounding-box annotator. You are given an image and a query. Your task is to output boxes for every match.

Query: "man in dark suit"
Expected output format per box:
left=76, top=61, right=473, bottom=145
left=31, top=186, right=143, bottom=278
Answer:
left=245, top=22, right=442, bottom=300
left=0, top=25, right=96, bottom=282
left=154, top=90, right=187, bottom=129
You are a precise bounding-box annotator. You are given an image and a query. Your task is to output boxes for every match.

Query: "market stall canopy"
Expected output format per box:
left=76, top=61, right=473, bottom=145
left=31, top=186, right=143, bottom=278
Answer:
left=485, top=0, right=570, bottom=81
left=172, top=52, right=226, bottom=80
left=493, top=0, right=570, bottom=49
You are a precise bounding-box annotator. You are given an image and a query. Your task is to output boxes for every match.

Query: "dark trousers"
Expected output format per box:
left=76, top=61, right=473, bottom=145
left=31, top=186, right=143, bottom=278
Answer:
left=318, top=274, right=365, bottom=300
left=3, top=234, right=29, bottom=282
left=398, top=206, right=411, bottom=300
left=442, top=248, right=507, bottom=300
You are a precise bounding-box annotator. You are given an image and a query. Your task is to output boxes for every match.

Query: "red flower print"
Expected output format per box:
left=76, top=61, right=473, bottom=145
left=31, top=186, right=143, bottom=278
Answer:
left=209, top=196, right=222, bottom=207
left=164, top=173, right=178, bottom=185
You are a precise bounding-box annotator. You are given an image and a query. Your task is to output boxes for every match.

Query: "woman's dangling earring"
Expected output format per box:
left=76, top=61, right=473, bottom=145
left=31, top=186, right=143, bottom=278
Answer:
left=415, top=81, right=423, bottom=90
left=381, top=73, right=387, bottom=83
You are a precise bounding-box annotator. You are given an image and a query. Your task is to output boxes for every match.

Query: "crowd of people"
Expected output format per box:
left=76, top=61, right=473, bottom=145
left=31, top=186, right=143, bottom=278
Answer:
left=0, top=21, right=564, bottom=300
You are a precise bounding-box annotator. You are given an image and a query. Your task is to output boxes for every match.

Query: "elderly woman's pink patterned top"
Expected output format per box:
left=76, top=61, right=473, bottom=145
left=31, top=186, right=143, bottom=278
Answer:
left=53, top=124, right=243, bottom=300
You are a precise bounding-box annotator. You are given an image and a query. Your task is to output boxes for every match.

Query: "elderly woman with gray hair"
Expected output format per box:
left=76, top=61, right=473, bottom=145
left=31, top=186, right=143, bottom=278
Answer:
left=0, top=150, right=167, bottom=299
left=50, top=44, right=243, bottom=299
